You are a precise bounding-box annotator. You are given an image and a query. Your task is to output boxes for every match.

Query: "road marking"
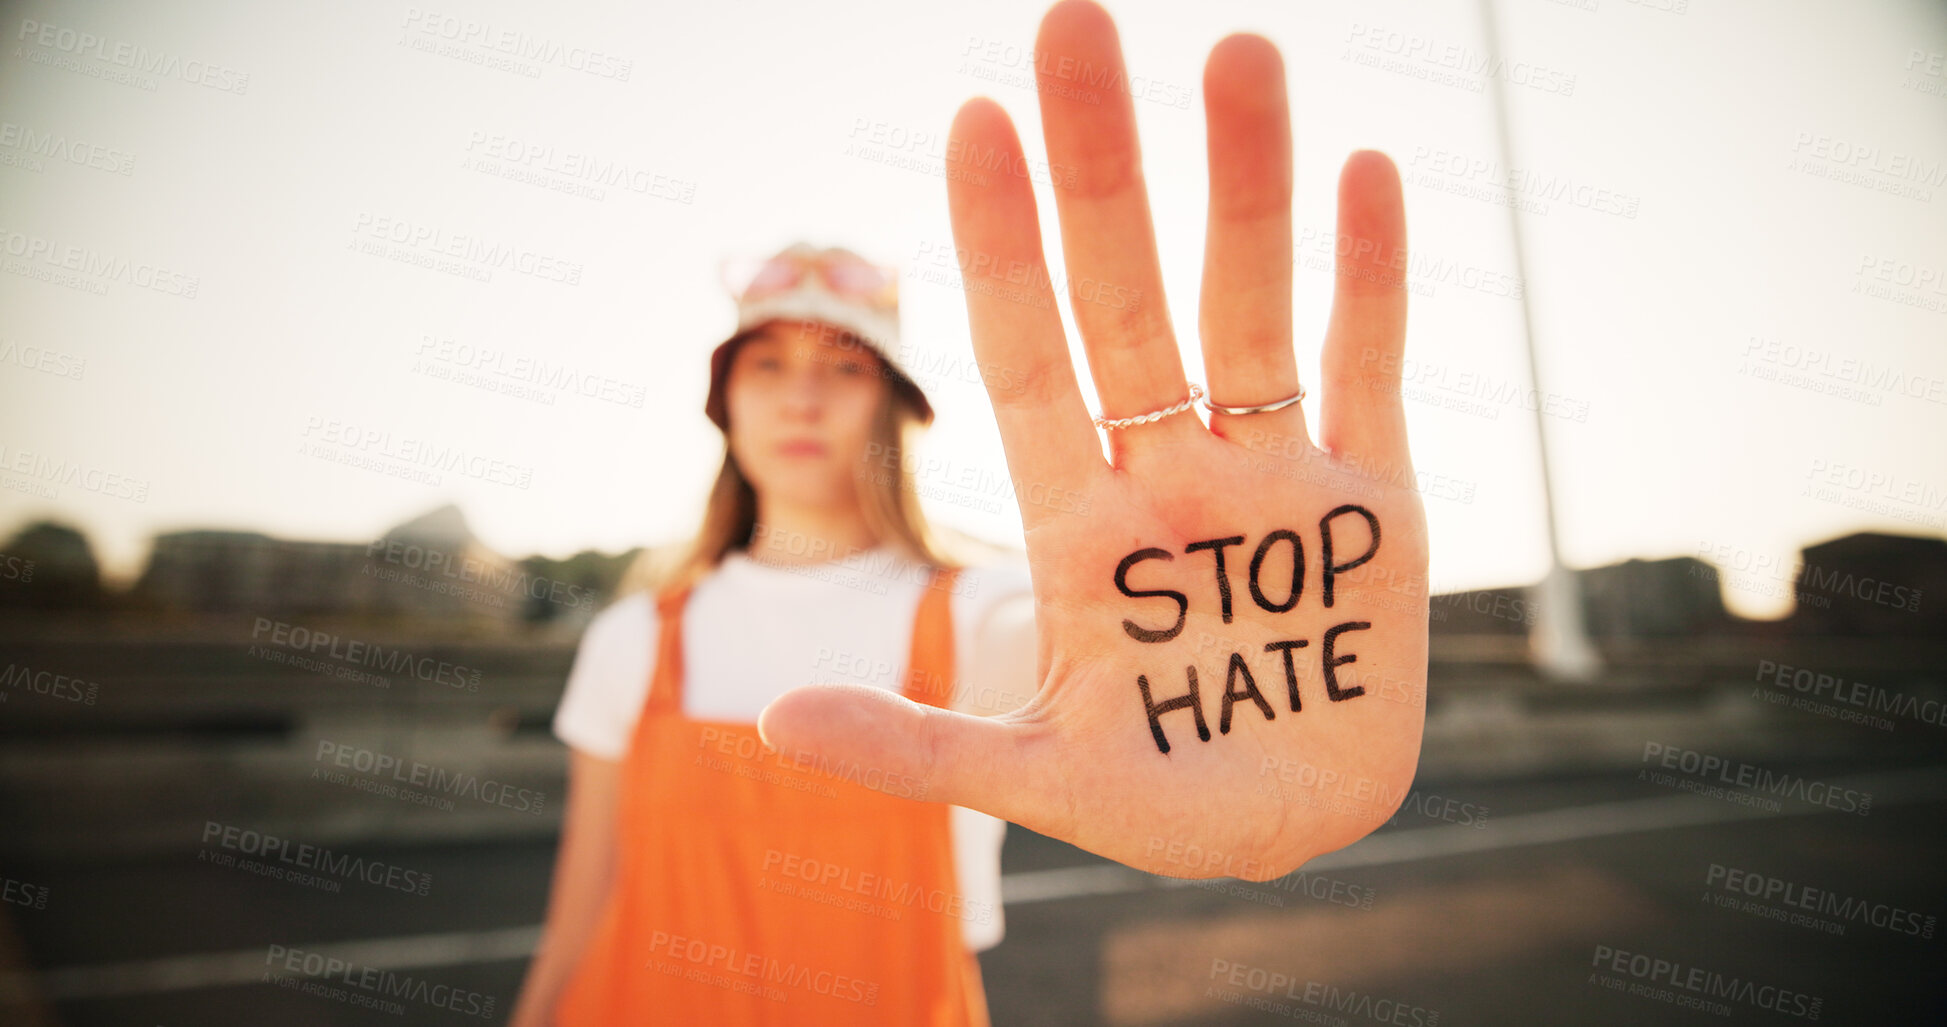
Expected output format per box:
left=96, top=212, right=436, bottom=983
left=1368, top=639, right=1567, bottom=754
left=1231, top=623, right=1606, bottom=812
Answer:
left=0, top=924, right=541, bottom=1004
left=4, top=766, right=1940, bottom=1003
left=1006, top=764, right=1947, bottom=901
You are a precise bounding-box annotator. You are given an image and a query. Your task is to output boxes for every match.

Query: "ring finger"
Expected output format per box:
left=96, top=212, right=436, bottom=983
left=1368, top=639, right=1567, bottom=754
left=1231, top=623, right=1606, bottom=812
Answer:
left=1197, top=33, right=1312, bottom=458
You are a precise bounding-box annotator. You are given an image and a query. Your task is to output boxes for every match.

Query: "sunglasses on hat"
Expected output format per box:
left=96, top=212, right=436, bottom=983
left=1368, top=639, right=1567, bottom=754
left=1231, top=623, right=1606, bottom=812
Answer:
left=718, top=245, right=897, bottom=309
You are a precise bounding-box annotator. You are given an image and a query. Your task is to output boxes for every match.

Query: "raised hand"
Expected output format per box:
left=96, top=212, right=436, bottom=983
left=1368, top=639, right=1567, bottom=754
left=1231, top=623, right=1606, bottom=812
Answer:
left=761, top=0, right=1428, bottom=881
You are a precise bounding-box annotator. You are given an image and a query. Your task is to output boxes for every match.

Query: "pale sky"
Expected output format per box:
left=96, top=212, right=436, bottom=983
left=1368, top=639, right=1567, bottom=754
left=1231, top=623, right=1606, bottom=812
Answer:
left=2, top=0, right=1943, bottom=619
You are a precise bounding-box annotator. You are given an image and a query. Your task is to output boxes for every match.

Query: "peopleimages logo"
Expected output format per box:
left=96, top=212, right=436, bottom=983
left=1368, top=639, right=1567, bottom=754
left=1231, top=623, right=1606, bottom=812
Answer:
left=1755, top=659, right=1946, bottom=731
left=1639, top=742, right=1872, bottom=814
left=0, top=661, right=100, bottom=704
left=250, top=617, right=483, bottom=692
left=14, top=19, right=251, bottom=94
left=1208, top=958, right=1439, bottom=1026
left=266, top=944, right=495, bottom=1019
left=1704, top=864, right=1937, bottom=939
left=760, top=849, right=995, bottom=925
left=364, top=537, right=596, bottom=610
left=646, top=930, right=879, bottom=1006
left=399, top=8, right=633, bottom=81
left=1590, top=945, right=1822, bottom=1020
left=696, top=727, right=928, bottom=801
left=0, top=121, right=136, bottom=175
left=313, top=741, right=545, bottom=815
left=200, top=822, right=432, bottom=895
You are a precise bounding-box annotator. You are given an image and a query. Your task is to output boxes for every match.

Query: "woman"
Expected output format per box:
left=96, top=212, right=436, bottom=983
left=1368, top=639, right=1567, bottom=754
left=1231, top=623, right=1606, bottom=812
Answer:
left=509, top=242, right=1037, bottom=1026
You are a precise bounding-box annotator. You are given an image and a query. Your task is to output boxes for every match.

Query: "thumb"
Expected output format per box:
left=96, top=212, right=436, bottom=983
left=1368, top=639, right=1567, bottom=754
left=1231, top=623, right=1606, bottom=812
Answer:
left=758, top=682, right=1027, bottom=821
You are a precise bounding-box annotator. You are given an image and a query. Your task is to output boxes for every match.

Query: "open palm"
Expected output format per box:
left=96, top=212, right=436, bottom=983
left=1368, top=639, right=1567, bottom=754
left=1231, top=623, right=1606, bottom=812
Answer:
left=762, top=0, right=1429, bottom=881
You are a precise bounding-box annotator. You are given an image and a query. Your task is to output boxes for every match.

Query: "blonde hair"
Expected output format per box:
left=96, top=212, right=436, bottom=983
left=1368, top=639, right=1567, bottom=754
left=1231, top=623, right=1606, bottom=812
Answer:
left=617, top=336, right=988, bottom=598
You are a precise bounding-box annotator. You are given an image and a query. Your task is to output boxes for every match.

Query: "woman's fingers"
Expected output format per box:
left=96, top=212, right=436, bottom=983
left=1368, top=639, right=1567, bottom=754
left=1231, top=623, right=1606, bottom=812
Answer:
left=1198, top=33, right=1310, bottom=455
left=945, top=98, right=1106, bottom=530
left=1318, top=150, right=1412, bottom=472
left=1033, top=0, right=1202, bottom=464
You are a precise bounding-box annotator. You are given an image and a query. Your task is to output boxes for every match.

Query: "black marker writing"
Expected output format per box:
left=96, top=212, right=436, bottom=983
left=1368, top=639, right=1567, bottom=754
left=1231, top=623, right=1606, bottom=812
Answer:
left=1320, top=505, right=1380, bottom=609
left=1264, top=639, right=1310, bottom=712
left=1322, top=621, right=1371, bottom=701
left=1219, top=651, right=1274, bottom=734
left=1138, top=666, right=1209, bottom=754
left=1116, top=548, right=1187, bottom=643
left=1114, top=513, right=1385, bottom=754
left=1185, top=535, right=1246, bottom=623
left=1248, top=529, right=1303, bottom=614
left=1133, top=622, right=1372, bottom=753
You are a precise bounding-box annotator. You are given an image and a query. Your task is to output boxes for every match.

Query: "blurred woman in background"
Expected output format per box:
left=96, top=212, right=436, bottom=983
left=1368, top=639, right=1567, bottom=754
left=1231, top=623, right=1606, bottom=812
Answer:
left=509, top=242, right=1037, bottom=1026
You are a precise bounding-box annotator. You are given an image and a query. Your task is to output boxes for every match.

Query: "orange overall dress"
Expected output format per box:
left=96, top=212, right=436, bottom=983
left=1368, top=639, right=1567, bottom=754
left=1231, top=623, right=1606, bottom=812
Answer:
left=554, top=564, right=990, bottom=1026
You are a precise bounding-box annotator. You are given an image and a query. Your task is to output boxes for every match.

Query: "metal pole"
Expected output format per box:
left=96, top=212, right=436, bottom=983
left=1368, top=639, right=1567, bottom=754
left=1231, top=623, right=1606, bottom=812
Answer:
left=1475, top=0, right=1603, bottom=683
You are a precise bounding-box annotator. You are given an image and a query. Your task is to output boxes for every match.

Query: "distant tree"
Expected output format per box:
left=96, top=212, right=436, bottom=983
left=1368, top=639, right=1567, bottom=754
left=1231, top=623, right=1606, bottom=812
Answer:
left=0, top=520, right=103, bottom=609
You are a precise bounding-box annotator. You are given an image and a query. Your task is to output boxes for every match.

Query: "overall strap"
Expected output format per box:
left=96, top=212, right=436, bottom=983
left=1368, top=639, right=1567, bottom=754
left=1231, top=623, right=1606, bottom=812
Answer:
left=903, top=565, right=961, bottom=709
left=644, top=582, right=692, bottom=715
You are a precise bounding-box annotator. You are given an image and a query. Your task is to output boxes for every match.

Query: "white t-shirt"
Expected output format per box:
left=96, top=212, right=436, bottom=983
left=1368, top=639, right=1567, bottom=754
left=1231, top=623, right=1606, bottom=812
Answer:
left=552, top=543, right=1037, bottom=952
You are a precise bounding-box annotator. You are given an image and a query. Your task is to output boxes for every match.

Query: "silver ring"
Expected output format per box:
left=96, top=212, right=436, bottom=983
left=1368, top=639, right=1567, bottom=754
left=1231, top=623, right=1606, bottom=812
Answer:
left=1202, top=383, right=1306, bottom=416
left=1093, top=383, right=1205, bottom=431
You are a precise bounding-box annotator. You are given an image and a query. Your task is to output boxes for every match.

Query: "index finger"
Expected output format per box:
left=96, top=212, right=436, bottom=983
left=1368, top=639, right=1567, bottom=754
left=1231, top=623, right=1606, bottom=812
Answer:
left=944, top=97, right=1106, bottom=529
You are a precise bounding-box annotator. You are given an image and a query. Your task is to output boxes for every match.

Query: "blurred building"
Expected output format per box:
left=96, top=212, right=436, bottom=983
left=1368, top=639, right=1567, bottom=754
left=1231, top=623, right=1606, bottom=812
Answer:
left=1787, top=531, right=1947, bottom=637
left=1579, top=556, right=1738, bottom=637
left=1429, top=585, right=1533, bottom=635
left=133, top=503, right=524, bottom=626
